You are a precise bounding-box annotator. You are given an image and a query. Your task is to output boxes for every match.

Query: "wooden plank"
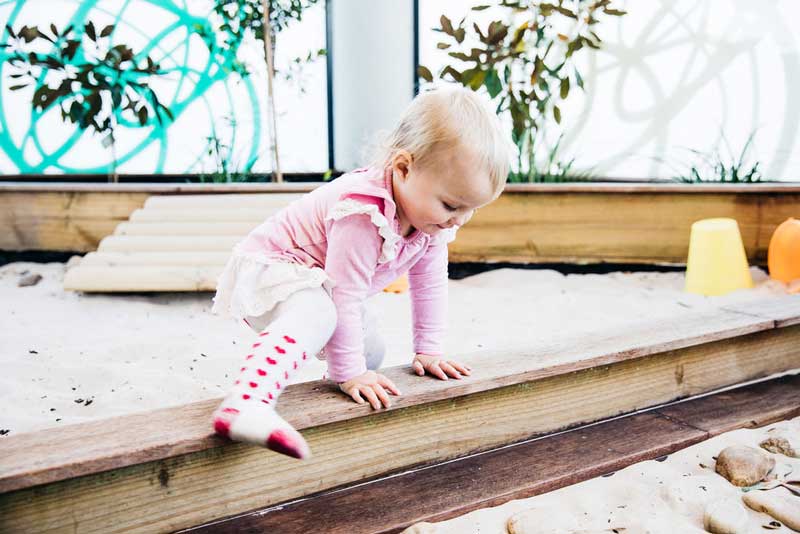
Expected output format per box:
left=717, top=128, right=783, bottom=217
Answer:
left=113, top=222, right=257, bottom=236
left=657, top=372, right=800, bottom=436
left=3, top=182, right=800, bottom=194
left=63, top=265, right=223, bottom=291
left=449, top=192, right=782, bottom=264
left=0, top=191, right=148, bottom=251
left=4, top=185, right=797, bottom=265
left=128, top=208, right=273, bottom=223
left=187, top=374, right=800, bottom=534
left=1, top=320, right=798, bottom=533
left=78, top=252, right=230, bottom=267
left=0, top=305, right=782, bottom=491
left=143, top=193, right=303, bottom=209
left=722, top=296, right=800, bottom=328
left=0, top=182, right=318, bottom=193
left=97, top=235, right=239, bottom=252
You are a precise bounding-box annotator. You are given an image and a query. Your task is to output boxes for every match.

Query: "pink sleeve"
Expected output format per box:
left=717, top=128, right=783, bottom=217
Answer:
left=323, top=213, right=383, bottom=382
left=408, top=236, right=449, bottom=356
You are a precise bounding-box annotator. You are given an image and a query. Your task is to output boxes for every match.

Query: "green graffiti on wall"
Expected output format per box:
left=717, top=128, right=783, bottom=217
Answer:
left=0, top=0, right=262, bottom=174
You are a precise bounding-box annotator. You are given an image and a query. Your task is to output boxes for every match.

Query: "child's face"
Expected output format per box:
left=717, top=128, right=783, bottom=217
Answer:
left=392, top=148, right=496, bottom=237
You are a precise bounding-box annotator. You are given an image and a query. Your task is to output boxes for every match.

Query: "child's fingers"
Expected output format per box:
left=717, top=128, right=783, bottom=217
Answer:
left=349, top=388, right=366, bottom=404
left=360, top=386, right=382, bottom=410
left=373, top=384, right=392, bottom=408
left=449, top=360, right=471, bottom=376
left=412, top=360, right=425, bottom=376
left=378, top=375, right=402, bottom=396
left=427, top=361, right=449, bottom=381
left=440, top=361, right=462, bottom=379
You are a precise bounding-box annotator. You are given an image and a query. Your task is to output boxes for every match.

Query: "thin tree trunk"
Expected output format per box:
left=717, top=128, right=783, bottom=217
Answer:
left=262, top=0, right=282, bottom=183
left=110, top=125, right=119, bottom=184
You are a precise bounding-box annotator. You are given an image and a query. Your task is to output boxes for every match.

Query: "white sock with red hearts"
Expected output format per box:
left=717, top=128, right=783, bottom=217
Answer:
left=213, top=330, right=312, bottom=458
left=212, top=287, right=337, bottom=459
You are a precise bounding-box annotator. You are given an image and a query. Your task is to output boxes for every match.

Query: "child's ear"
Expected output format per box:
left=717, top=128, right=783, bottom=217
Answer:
left=392, top=150, right=413, bottom=182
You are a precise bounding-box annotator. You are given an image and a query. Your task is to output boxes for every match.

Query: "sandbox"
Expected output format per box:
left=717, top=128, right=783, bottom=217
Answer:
left=1, top=260, right=799, bottom=533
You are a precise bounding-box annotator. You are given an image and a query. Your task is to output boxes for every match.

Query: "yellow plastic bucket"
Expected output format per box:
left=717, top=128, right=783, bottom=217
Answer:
left=685, top=218, right=753, bottom=296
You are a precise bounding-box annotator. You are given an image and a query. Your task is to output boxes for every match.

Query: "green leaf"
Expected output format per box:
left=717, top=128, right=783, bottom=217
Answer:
left=603, top=8, right=627, bottom=16
left=471, top=5, right=491, bottom=10
left=462, top=67, right=486, bottom=90
left=137, top=106, right=148, bottom=126
left=417, top=65, right=433, bottom=83
left=8, top=83, right=28, bottom=91
left=85, top=22, right=96, bottom=41
left=484, top=68, right=502, bottom=98
left=437, top=42, right=451, bottom=49
left=560, top=77, right=569, bottom=99
left=100, top=24, right=114, bottom=38
left=553, top=105, right=561, bottom=124
left=575, top=69, right=584, bottom=90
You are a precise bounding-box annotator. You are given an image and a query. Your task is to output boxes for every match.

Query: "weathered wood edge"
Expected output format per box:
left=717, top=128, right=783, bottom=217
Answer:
left=1, top=299, right=798, bottom=494
left=2, top=326, right=799, bottom=533
left=181, top=374, right=800, bottom=534
left=2, top=181, right=800, bottom=194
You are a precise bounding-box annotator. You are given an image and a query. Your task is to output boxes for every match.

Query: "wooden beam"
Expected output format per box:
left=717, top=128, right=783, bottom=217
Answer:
left=78, top=252, right=230, bottom=267
left=0, top=191, right=148, bottom=251
left=449, top=191, right=800, bottom=264
left=182, top=374, right=800, bottom=534
left=3, top=183, right=798, bottom=264
left=113, top=222, right=258, bottom=236
left=63, top=265, right=223, bottom=292
left=1, top=301, right=798, bottom=533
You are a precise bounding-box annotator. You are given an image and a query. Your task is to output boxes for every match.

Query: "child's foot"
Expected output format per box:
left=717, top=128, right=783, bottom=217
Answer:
left=212, top=400, right=311, bottom=459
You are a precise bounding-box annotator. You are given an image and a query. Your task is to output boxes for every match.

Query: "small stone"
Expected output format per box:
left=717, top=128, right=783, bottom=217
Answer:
left=715, top=445, right=775, bottom=487
left=760, top=434, right=799, bottom=458
left=18, top=273, right=42, bottom=287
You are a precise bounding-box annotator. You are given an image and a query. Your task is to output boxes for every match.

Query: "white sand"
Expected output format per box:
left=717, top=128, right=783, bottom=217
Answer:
left=0, top=262, right=795, bottom=437
left=402, top=417, right=800, bottom=534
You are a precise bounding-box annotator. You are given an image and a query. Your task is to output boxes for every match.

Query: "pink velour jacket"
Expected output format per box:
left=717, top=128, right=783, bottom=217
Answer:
left=235, top=167, right=456, bottom=382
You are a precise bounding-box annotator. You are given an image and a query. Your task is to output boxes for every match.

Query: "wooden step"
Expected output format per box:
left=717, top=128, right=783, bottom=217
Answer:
left=97, top=235, right=240, bottom=252
left=63, top=265, right=223, bottom=292
left=143, top=193, right=303, bottom=209
left=113, top=221, right=258, bottom=236
left=0, top=298, right=798, bottom=533
left=128, top=208, right=273, bottom=223
left=183, top=374, right=800, bottom=534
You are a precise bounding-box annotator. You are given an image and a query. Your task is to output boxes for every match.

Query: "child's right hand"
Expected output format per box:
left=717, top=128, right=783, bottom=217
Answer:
left=338, top=370, right=401, bottom=410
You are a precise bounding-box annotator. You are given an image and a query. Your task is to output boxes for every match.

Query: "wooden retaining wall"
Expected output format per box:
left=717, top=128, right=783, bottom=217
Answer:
left=2, top=182, right=798, bottom=264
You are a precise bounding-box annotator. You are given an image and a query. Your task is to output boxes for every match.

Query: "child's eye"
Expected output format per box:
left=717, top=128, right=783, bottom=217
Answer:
left=442, top=201, right=457, bottom=211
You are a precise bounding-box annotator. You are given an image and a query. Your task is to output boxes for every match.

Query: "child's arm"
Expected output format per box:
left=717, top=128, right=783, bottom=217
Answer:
left=408, top=234, right=471, bottom=380
left=325, top=210, right=401, bottom=407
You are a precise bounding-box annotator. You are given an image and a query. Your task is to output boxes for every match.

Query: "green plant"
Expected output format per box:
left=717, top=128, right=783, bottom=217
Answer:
left=419, top=0, right=625, bottom=182
left=660, top=130, right=762, bottom=184
left=196, top=114, right=255, bottom=183
left=5, top=22, right=173, bottom=182
left=205, top=0, right=324, bottom=182
left=512, top=132, right=594, bottom=182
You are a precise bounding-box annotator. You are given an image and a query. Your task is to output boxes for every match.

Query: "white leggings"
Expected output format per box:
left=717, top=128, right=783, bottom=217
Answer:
left=242, top=287, right=386, bottom=373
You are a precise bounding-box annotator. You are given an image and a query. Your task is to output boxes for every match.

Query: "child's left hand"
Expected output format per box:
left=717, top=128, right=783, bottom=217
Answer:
left=412, top=353, right=472, bottom=380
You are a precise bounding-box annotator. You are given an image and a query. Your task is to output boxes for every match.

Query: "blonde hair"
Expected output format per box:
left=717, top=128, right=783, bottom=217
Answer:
left=373, top=86, right=515, bottom=195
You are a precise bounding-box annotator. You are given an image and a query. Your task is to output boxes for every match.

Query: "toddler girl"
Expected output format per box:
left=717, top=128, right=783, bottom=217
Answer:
left=211, top=86, right=513, bottom=459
